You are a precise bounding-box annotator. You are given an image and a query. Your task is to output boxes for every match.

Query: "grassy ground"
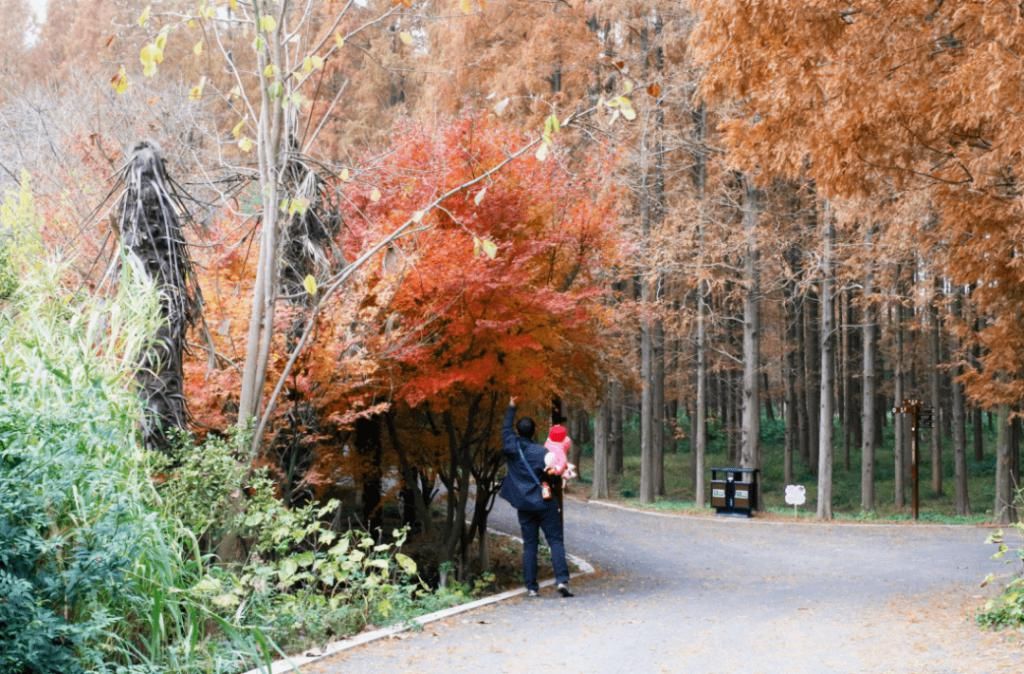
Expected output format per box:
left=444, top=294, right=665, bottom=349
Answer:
left=577, top=414, right=1002, bottom=523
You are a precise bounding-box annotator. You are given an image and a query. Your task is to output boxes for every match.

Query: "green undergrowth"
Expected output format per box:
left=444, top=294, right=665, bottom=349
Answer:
left=579, top=413, right=1001, bottom=524
left=977, top=512, right=1024, bottom=630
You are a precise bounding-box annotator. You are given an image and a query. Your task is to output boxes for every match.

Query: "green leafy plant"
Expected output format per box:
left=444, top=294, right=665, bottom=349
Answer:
left=977, top=493, right=1024, bottom=630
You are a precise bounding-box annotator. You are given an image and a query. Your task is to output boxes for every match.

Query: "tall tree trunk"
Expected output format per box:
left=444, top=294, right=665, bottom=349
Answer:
left=654, top=321, right=666, bottom=496
left=973, top=407, right=984, bottom=461
left=841, top=288, right=851, bottom=471
left=894, top=279, right=907, bottom=509
left=592, top=386, right=610, bottom=499
left=929, top=281, right=944, bottom=496
left=817, top=208, right=835, bottom=520
left=612, top=381, right=624, bottom=476
left=994, top=404, right=1013, bottom=524
left=804, top=288, right=820, bottom=474
left=784, top=308, right=798, bottom=486
left=763, top=372, right=775, bottom=422
left=861, top=228, right=877, bottom=512
left=692, top=101, right=709, bottom=508
left=795, top=294, right=810, bottom=467
left=639, top=293, right=656, bottom=503
left=951, top=288, right=969, bottom=516
left=740, top=178, right=762, bottom=506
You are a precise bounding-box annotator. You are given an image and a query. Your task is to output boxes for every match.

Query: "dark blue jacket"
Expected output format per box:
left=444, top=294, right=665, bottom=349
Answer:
left=498, top=405, right=548, bottom=512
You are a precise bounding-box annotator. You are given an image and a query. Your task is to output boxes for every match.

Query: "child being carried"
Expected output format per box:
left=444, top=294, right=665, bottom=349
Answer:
left=541, top=424, right=577, bottom=499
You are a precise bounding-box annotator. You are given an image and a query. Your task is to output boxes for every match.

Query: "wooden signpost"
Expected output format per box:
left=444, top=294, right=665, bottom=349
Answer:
left=892, top=399, right=933, bottom=521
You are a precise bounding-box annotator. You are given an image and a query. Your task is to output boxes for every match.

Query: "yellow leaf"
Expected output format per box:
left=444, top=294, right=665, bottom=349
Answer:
left=263, top=64, right=276, bottom=78
left=189, top=76, right=206, bottom=101
left=229, top=85, right=241, bottom=98
left=411, top=210, right=424, bottom=223
left=110, top=65, right=129, bottom=95
left=231, top=119, right=245, bottom=139
left=370, top=188, right=381, bottom=202
left=493, top=97, right=509, bottom=116
left=140, top=43, right=161, bottom=77
left=229, top=0, right=238, bottom=9
left=535, top=143, right=549, bottom=162
left=259, top=15, right=277, bottom=33
left=481, top=239, right=498, bottom=259
left=474, top=187, right=486, bottom=206
left=303, top=275, right=317, bottom=296
left=473, top=235, right=482, bottom=256
left=138, top=5, right=151, bottom=27
left=459, top=0, right=472, bottom=14
left=334, top=32, right=345, bottom=49
left=154, top=28, right=168, bottom=57
left=202, top=4, right=216, bottom=19
left=399, top=31, right=413, bottom=46
left=340, top=168, right=351, bottom=181
left=621, top=103, right=637, bottom=121
left=238, top=136, right=254, bottom=152
left=193, top=40, right=203, bottom=56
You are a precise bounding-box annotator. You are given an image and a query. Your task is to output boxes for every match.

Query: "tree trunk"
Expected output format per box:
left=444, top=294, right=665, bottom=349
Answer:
left=612, top=381, right=624, bottom=476
left=928, top=282, right=944, bottom=496
left=763, top=371, right=775, bottom=422
left=784, top=310, right=798, bottom=486
left=861, top=229, right=877, bottom=512
left=654, top=320, right=666, bottom=496
left=817, top=209, right=835, bottom=520
left=592, top=387, right=610, bottom=499
left=994, top=404, right=1013, bottom=524
left=740, top=178, right=762, bottom=507
left=795, top=294, right=810, bottom=467
left=951, top=288, right=969, bottom=516
left=894, top=284, right=907, bottom=509
left=804, top=288, right=820, bottom=474
left=639, top=294, right=656, bottom=503
left=973, top=407, right=984, bottom=461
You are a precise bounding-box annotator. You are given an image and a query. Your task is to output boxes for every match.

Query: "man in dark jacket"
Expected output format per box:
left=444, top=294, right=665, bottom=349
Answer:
left=499, top=397, right=573, bottom=598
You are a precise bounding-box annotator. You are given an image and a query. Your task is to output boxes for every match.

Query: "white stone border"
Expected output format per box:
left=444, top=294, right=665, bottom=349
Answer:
left=241, top=528, right=594, bottom=674
left=583, top=496, right=995, bottom=530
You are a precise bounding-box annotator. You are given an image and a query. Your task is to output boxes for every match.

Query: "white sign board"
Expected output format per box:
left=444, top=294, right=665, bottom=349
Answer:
left=784, top=484, right=806, bottom=506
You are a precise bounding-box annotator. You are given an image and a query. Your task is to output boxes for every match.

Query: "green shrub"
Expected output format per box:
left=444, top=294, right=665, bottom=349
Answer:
left=0, top=181, right=267, bottom=673
left=977, top=504, right=1024, bottom=630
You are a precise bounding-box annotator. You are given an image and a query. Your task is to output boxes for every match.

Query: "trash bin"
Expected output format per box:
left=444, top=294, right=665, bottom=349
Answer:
left=710, top=467, right=759, bottom=517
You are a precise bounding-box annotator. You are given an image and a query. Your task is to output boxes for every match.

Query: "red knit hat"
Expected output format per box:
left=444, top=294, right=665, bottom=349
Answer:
left=548, top=424, right=567, bottom=442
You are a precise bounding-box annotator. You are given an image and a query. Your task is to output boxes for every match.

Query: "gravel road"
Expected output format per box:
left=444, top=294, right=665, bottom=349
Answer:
left=311, top=498, right=1024, bottom=674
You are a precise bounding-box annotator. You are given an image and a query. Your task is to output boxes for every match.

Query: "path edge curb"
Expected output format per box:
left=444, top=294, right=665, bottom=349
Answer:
left=581, top=496, right=997, bottom=530
left=242, top=529, right=594, bottom=674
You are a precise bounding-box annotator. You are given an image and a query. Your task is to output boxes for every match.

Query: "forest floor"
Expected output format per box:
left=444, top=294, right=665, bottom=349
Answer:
left=310, top=495, right=1023, bottom=674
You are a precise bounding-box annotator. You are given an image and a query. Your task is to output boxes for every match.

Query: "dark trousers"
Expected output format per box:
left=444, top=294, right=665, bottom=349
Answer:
left=517, top=503, right=570, bottom=591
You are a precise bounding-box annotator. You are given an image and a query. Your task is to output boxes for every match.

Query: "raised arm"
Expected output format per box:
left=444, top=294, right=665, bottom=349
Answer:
left=502, top=397, right=518, bottom=456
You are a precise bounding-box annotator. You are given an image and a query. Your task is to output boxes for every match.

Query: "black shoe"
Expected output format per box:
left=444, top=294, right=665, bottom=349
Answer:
left=527, top=589, right=539, bottom=598
left=556, top=583, right=574, bottom=598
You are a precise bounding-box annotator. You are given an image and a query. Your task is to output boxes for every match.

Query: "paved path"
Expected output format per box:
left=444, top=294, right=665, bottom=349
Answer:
left=312, top=498, right=1024, bottom=673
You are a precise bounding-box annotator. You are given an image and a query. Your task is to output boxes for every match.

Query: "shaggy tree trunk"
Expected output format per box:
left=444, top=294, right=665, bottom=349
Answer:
left=115, top=141, right=198, bottom=452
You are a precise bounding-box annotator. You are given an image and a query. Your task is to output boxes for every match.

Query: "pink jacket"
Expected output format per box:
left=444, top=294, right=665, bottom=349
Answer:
left=544, top=437, right=571, bottom=475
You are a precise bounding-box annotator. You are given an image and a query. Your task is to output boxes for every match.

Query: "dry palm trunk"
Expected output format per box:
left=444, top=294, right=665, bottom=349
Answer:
left=115, top=141, right=199, bottom=452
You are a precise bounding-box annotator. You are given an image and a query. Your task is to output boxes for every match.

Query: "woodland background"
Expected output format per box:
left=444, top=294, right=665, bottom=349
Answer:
left=3, top=1, right=1024, bottom=670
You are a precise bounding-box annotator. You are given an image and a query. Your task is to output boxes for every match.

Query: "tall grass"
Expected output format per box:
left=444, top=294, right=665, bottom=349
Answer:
left=0, top=178, right=269, bottom=673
